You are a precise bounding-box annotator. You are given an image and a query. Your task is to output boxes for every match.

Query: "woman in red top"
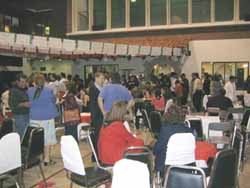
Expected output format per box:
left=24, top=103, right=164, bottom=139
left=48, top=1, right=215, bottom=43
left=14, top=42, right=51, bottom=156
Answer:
left=151, top=88, right=165, bottom=112
left=98, top=101, right=144, bottom=165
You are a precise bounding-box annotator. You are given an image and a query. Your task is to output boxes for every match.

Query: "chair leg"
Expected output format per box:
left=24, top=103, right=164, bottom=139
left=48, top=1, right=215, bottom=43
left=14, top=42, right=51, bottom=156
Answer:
left=17, top=168, right=25, bottom=188
left=38, top=163, right=47, bottom=188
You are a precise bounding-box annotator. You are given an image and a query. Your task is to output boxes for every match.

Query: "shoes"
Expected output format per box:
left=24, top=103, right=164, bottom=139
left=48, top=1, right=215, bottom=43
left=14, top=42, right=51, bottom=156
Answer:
left=44, top=160, right=56, bottom=166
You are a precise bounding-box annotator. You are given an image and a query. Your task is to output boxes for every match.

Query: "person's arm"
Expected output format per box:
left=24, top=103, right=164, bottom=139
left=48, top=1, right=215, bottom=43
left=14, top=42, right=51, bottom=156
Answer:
left=98, top=96, right=106, bottom=116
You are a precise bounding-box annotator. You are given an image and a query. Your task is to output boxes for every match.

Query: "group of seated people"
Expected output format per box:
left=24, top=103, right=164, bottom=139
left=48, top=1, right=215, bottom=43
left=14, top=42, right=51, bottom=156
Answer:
left=97, top=99, right=217, bottom=177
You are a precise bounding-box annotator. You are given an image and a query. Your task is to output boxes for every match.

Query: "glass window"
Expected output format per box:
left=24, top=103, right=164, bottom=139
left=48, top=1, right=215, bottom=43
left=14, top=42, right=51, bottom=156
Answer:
left=170, top=0, right=188, bottom=24
left=225, top=63, right=236, bottom=81
left=192, top=0, right=211, bottom=23
left=93, top=0, right=106, bottom=29
left=77, top=0, right=89, bottom=31
left=111, top=0, right=125, bottom=28
left=215, top=0, right=234, bottom=22
left=213, top=63, right=225, bottom=78
left=130, top=0, right=145, bottom=27
left=202, top=62, right=213, bottom=75
left=236, top=63, right=249, bottom=89
left=150, top=0, right=166, bottom=25
left=240, top=0, right=250, bottom=20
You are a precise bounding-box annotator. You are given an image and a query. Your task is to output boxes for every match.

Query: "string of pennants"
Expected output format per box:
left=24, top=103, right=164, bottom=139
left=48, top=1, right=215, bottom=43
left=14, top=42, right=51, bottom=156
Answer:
left=0, top=32, right=183, bottom=59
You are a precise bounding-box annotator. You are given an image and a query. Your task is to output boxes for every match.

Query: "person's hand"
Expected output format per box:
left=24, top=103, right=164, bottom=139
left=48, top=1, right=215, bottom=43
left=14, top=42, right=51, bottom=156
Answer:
left=19, top=102, right=30, bottom=107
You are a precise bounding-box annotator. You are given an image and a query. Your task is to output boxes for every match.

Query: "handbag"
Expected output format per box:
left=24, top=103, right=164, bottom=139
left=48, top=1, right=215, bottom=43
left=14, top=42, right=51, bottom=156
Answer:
left=63, top=108, right=80, bottom=123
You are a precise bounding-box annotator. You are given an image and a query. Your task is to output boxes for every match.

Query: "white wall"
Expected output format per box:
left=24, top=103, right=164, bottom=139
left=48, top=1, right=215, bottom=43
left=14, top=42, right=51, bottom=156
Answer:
left=182, top=39, right=250, bottom=80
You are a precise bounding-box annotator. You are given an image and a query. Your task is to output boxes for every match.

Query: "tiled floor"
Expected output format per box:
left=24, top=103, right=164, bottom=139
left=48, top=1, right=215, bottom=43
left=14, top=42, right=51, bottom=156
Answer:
left=3, top=139, right=250, bottom=188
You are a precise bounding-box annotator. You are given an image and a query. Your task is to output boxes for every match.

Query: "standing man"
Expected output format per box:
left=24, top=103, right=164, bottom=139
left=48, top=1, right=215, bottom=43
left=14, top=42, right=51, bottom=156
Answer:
left=180, top=73, right=189, bottom=105
left=89, top=72, right=105, bottom=154
left=224, top=76, right=237, bottom=104
left=98, top=72, right=133, bottom=116
left=9, top=74, right=30, bottom=138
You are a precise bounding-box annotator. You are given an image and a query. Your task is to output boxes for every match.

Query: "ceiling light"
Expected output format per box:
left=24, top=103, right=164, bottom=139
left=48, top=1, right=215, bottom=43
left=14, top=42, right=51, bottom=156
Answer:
left=131, top=0, right=136, bottom=3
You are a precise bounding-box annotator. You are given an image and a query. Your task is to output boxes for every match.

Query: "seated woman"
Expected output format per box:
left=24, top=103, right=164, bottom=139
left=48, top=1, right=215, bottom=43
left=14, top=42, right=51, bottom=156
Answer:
left=153, top=103, right=193, bottom=173
left=98, top=101, right=144, bottom=165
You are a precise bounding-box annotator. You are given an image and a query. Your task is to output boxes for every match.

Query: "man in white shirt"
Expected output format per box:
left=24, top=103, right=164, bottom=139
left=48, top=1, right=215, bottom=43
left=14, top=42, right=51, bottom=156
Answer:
left=224, top=76, right=237, bottom=103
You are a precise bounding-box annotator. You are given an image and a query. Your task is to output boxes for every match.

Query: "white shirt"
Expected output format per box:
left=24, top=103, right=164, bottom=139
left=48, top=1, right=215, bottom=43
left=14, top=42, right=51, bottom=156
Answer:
left=224, top=81, right=236, bottom=102
left=244, top=92, right=250, bottom=107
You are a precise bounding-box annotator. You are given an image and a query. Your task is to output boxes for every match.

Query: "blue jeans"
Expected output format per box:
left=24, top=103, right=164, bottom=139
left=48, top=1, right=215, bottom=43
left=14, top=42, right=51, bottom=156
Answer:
left=14, top=114, right=30, bottom=139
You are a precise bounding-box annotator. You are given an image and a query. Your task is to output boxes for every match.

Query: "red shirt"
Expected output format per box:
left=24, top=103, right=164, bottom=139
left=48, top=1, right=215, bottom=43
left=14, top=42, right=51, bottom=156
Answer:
left=151, top=96, right=165, bottom=111
left=98, top=121, right=144, bottom=165
left=195, top=141, right=217, bottom=161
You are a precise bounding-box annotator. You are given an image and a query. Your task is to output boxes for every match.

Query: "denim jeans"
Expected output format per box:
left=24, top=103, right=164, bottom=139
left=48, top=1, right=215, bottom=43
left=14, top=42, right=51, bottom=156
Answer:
left=14, top=114, right=30, bottom=139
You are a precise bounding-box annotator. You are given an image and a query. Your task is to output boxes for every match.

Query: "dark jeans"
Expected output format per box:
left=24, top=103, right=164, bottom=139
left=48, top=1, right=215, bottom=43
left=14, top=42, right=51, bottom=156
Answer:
left=14, top=114, right=30, bottom=139
left=65, top=124, right=78, bottom=142
left=192, top=90, right=203, bottom=112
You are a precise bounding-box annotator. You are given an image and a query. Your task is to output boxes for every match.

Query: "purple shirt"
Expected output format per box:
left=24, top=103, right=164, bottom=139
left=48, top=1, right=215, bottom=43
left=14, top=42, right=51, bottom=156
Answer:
left=99, top=84, right=133, bottom=112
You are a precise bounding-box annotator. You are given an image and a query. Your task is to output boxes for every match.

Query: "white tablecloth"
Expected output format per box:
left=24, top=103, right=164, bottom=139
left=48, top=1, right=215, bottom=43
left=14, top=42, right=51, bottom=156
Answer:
left=186, top=115, right=220, bottom=139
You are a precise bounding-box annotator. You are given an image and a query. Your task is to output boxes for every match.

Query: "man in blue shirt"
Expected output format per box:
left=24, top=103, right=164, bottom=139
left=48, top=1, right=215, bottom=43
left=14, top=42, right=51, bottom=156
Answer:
left=98, top=73, right=133, bottom=116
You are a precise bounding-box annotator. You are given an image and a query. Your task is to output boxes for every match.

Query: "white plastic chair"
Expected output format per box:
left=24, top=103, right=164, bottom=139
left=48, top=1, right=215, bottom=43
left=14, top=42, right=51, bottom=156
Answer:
left=48, top=37, right=62, bottom=55
left=116, top=44, right=128, bottom=55
left=13, top=34, right=35, bottom=53
left=75, top=40, right=91, bottom=54
left=165, top=133, right=196, bottom=165
left=32, top=36, right=49, bottom=54
left=62, top=39, right=76, bottom=55
left=0, top=32, right=15, bottom=50
left=90, top=41, right=103, bottom=54
left=61, top=135, right=111, bottom=188
left=0, top=133, right=22, bottom=188
left=112, top=159, right=150, bottom=188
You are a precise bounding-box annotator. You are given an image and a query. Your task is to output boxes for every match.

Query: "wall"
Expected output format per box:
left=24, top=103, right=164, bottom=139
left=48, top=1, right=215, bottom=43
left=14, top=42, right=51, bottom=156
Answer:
left=29, top=59, right=74, bottom=75
left=182, top=38, right=250, bottom=80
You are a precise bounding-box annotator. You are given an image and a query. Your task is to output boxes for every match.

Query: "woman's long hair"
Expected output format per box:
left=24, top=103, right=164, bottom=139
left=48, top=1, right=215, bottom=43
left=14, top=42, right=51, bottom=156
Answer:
left=104, top=101, right=128, bottom=127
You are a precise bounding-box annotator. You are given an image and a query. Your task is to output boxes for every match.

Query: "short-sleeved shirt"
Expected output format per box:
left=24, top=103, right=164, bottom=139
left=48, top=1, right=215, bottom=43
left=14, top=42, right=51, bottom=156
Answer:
left=99, top=84, right=133, bottom=112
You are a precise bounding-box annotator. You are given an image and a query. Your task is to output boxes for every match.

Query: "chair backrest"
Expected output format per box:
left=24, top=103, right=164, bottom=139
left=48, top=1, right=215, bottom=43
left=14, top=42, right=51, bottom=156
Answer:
left=165, top=133, right=195, bottom=165
left=163, top=165, right=207, bottom=188
left=32, top=36, right=48, bottom=48
left=149, top=111, right=161, bottom=135
left=123, top=146, right=154, bottom=184
left=112, top=158, right=150, bottom=188
left=208, top=121, right=234, bottom=138
left=62, top=39, right=76, bottom=51
left=21, top=126, right=44, bottom=162
left=15, top=34, right=31, bottom=47
left=61, top=135, right=85, bottom=176
left=232, top=130, right=243, bottom=176
left=0, top=133, right=21, bottom=174
left=0, top=118, right=14, bottom=139
left=86, top=130, right=112, bottom=170
left=141, top=109, right=152, bottom=131
left=0, top=32, right=15, bottom=46
left=77, top=40, right=91, bottom=53
left=241, top=109, right=250, bottom=130
left=186, top=118, right=203, bottom=140
left=208, top=149, right=237, bottom=188
left=207, top=107, right=220, bottom=116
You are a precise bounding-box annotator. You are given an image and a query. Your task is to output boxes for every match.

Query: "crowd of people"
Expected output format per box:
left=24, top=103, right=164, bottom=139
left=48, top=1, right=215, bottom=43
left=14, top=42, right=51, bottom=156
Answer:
left=0, top=69, right=249, bottom=174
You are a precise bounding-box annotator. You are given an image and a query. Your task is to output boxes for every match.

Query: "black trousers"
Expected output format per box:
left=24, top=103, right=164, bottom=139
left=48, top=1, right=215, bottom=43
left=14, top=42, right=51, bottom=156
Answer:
left=192, top=90, right=203, bottom=112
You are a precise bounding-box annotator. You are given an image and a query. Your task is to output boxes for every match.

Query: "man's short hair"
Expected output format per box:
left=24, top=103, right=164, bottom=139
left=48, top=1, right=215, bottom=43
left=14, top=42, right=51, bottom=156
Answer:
left=219, top=88, right=226, bottom=96
left=16, top=73, right=27, bottom=81
left=229, top=76, right=236, bottom=81
left=95, top=72, right=104, bottom=78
